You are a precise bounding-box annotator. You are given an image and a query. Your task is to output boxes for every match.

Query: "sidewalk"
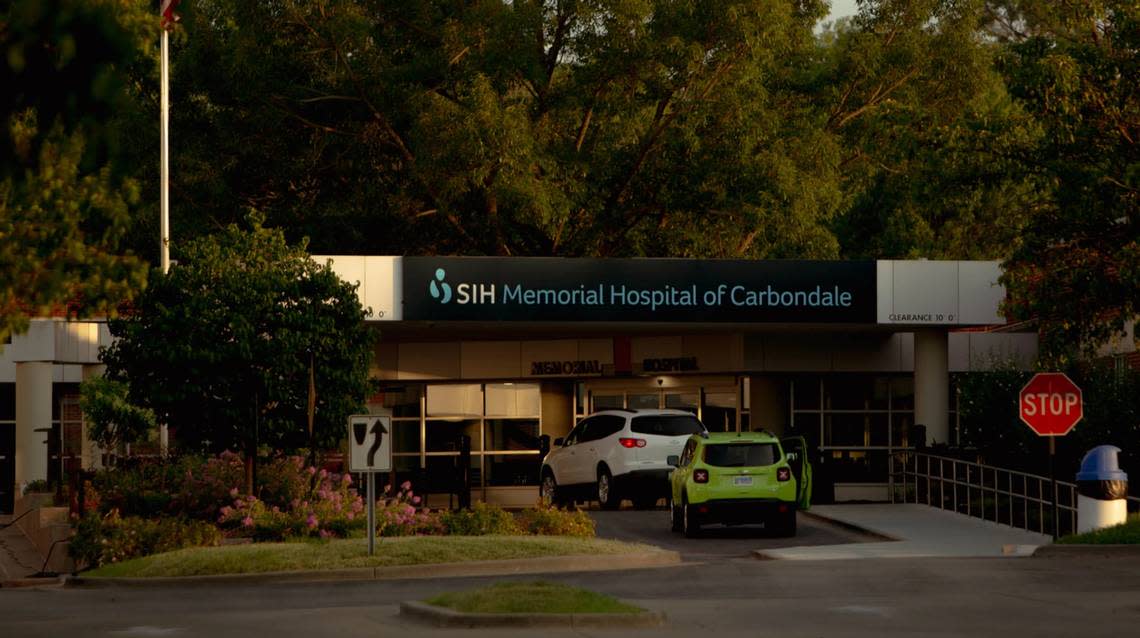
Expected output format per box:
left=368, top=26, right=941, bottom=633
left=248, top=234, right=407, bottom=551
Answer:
left=0, top=515, right=45, bottom=582
left=757, top=504, right=1051, bottom=560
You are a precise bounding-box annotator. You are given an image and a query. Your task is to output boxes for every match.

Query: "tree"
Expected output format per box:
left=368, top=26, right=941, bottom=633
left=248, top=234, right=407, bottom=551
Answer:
left=101, top=218, right=375, bottom=481
left=995, top=1, right=1140, bottom=361
left=150, top=0, right=856, bottom=258
left=79, top=376, right=156, bottom=458
left=0, top=0, right=151, bottom=342
left=821, top=0, right=1042, bottom=260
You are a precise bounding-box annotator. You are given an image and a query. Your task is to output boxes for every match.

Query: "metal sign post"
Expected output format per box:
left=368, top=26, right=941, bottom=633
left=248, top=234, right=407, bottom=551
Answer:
left=1019, top=373, right=1083, bottom=540
left=348, top=414, right=392, bottom=557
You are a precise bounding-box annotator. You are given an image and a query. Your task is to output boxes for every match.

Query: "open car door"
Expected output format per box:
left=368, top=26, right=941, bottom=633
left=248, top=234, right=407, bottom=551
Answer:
left=781, top=436, right=813, bottom=510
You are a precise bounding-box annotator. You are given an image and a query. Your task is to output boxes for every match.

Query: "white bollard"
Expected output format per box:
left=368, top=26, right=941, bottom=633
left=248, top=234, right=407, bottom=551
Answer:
left=1077, top=494, right=1127, bottom=534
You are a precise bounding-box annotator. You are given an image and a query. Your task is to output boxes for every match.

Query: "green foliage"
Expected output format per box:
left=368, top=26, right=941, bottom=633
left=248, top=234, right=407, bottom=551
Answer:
left=956, top=360, right=1140, bottom=477
left=22, top=479, right=52, bottom=494
left=79, top=376, right=155, bottom=450
left=69, top=509, right=222, bottom=570
left=0, top=0, right=150, bottom=342
left=439, top=501, right=524, bottom=536
left=515, top=503, right=596, bottom=538
left=1058, top=515, right=1140, bottom=545
left=217, top=465, right=366, bottom=541
left=427, top=581, right=643, bottom=614
left=996, top=1, right=1140, bottom=358
left=101, top=219, right=374, bottom=455
left=93, top=453, right=245, bottom=521
left=145, top=0, right=855, bottom=258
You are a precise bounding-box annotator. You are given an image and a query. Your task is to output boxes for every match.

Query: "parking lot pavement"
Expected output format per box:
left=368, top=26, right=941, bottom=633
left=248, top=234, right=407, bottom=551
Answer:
left=588, top=508, right=872, bottom=560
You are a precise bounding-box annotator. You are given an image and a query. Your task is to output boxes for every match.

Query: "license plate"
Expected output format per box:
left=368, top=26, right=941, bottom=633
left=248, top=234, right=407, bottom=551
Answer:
left=733, top=476, right=753, bottom=486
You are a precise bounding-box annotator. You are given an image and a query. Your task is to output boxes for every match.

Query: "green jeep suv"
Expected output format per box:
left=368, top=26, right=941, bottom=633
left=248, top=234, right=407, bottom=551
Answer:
left=667, top=432, right=812, bottom=538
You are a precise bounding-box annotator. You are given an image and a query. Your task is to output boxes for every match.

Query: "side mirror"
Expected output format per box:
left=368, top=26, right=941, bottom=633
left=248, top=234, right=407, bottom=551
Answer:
left=554, top=437, right=565, bottom=447
left=666, top=455, right=680, bottom=467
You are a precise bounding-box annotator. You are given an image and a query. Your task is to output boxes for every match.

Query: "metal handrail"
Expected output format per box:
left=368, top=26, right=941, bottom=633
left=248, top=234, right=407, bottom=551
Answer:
left=890, top=451, right=1140, bottom=538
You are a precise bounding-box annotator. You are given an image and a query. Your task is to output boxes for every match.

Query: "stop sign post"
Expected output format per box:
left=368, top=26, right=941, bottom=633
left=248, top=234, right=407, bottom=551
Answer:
left=1019, top=372, right=1083, bottom=539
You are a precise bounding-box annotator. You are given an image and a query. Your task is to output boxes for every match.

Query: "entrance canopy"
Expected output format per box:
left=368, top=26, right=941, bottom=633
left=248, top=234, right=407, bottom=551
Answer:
left=313, top=257, right=1006, bottom=329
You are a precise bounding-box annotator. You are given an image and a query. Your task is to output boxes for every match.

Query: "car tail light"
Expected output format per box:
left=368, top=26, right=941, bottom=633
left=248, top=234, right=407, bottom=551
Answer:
left=777, top=467, right=791, bottom=482
left=694, top=469, right=709, bottom=483
left=619, top=438, right=647, bottom=448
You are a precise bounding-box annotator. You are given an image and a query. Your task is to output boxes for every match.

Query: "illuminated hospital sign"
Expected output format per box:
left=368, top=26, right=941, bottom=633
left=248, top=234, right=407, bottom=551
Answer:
left=403, top=258, right=876, bottom=323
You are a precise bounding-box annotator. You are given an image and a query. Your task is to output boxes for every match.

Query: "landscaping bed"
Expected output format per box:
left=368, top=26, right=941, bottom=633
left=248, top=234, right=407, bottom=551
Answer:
left=82, top=536, right=655, bottom=578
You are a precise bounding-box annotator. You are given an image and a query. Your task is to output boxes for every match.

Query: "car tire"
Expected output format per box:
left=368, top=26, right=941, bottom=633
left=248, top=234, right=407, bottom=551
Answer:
left=669, top=495, right=682, bottom=532
left=771, top=509, right=797, bottom=537
left=597, top=467, right=620, bottom=510
left=541, top=470, right=563, bottom=508
left=682, top=494, right=700, bottom=538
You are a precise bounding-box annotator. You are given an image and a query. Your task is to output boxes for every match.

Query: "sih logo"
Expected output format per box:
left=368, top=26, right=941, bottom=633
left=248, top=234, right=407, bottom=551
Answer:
left=429, top=268, right=452, bottom=303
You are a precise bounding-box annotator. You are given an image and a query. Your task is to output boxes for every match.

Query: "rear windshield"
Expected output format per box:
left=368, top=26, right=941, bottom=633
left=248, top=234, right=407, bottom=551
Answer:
left=703, top=443, right=779, bottom=467
left=630, top=415, right=706, bottom=437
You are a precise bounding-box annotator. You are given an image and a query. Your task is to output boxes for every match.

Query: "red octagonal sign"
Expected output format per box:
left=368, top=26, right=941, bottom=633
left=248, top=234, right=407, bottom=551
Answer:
left=1019, top=372, right=1083, bottom=437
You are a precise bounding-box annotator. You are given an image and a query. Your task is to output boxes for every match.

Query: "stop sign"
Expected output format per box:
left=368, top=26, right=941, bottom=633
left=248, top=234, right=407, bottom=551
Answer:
left=1019, top=372, right=1083, bottom=436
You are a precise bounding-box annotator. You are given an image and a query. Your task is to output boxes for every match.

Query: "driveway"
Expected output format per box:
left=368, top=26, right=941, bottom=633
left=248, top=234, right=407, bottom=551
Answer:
left=589, top=507, right=872, bottom=561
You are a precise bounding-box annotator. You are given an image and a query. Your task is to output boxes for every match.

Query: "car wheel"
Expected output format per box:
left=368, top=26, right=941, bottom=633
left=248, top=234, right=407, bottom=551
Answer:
left=597, top=467, right=620, bottom=510
left=682, top=494, right=700, bottom=538
left=541, top=471, right=562, bottom=507
left=669, top=494, right=682, bottom=533
left=770, top=509, right=797, bottom=537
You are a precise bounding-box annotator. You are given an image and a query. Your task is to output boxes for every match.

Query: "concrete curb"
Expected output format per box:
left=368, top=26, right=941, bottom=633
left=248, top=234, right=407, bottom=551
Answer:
left=65, top=550, right=682, bottom=588
left=0, top=576, right=66, bottom=589
left=1032, top=544, right=1140, bottom=558
left=799, top=510, right=901, bottom=542
left=398, top=600, right=666, bottom=628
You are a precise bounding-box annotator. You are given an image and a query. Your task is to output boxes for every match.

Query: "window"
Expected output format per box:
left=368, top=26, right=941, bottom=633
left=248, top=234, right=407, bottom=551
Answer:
left=631, top=414, right=705, bottom=437
left=679, top=439, right=697, bottom=466
left=584, top=415, right=624, bottom=442
left=703, top=443, right=778, bottom=467
left=564, top=418, right=591, bottom=446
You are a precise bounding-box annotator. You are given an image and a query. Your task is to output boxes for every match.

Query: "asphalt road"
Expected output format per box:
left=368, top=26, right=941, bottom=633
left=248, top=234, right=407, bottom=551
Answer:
left=3, top=555, right=1140, bottom=637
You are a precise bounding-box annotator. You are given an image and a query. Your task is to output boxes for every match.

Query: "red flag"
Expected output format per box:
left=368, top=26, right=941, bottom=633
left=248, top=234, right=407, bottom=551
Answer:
left=161, top=0, right=182, bottom=30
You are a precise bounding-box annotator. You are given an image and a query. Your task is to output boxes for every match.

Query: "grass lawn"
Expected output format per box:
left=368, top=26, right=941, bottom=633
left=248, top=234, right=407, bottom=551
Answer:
left=84, top=536, right=657, bottom=578
left=1057, top=514, right=1140, bottom=545
left=427, top=581, right=645, bottom=614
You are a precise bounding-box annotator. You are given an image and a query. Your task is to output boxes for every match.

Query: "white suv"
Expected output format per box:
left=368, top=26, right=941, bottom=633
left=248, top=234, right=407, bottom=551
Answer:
left=540, top=409, right=708, bottom=509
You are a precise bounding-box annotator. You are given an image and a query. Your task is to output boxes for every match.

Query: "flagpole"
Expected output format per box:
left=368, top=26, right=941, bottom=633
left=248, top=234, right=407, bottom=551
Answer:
left=159, top=25, right=171, bottom=455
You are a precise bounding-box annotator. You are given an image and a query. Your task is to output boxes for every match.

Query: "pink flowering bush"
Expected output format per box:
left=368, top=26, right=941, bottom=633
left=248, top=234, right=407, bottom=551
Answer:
left=375, top=482, right=443, bottom=537
left=218, top=466, right=364, bottom=540
left=171, top=452, right=245, bottom=520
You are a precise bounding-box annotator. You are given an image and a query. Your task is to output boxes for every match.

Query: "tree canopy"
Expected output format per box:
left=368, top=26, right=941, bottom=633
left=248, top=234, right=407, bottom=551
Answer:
left=0, top=0, right=151, bottom=342
left=101, top=219, right=375, bottom=456
left=995, top=1, right=1140, bottom=360
left=148, top=0, right=1015, bottom=262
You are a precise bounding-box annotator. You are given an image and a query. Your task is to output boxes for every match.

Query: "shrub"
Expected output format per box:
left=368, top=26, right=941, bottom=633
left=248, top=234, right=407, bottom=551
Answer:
left=256, top=456, right=312, bottom=509
left=69, top=510, right=221, bottom=569
left=439, top=501, right=522, bottom=536
left=218, top=467, right=365, bottom=540
left=515, top=504, right=595, bottom=538
left=375, top=482, right=442, bottom=537
left=23, top=478, right=53, bottom=494
left=171, top=452, right=246, bottom=520
left=92, top=457, right=181, bottom=517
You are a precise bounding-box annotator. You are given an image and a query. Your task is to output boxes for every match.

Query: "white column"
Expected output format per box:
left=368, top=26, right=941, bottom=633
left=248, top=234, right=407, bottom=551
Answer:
left=15, top=362, right=53, bottom=489
left=914, top=329, right=949, bottom=445
left=81, top=364, right=106, bottom=469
